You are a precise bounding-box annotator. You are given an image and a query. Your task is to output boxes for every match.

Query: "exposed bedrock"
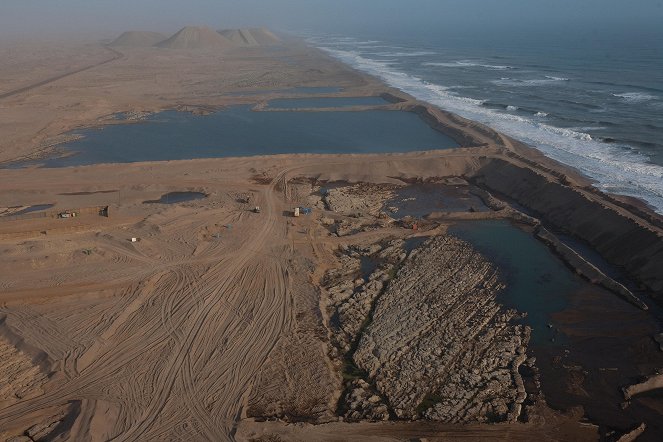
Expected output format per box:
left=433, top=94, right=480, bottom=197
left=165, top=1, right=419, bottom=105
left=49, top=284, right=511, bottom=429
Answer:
left=623, top=372, right=663, bottom=400
left=350, top=236, right=530, bottom=423
left=323, top=183, right=397, bottom=218
left=324, top=240, right=406, bottom=355
left=471, top=159, right=663, bottom=301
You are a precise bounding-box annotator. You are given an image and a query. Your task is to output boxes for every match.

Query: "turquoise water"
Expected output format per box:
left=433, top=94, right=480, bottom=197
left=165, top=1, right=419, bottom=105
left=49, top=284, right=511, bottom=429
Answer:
left=267, top=96, right=388, bottom=109
left=449, top=220, right=582, bottom=344
left=17, top=105, right=457, bottom=168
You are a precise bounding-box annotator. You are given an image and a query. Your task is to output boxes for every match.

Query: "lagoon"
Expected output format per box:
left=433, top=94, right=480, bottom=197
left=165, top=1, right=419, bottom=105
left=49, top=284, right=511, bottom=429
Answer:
left=24, top=105, right=458, bottom=168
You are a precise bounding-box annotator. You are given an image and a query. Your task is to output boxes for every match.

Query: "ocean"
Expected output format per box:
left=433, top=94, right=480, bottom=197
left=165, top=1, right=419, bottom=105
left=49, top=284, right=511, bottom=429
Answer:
left=305, top=27, right=663, bottom=213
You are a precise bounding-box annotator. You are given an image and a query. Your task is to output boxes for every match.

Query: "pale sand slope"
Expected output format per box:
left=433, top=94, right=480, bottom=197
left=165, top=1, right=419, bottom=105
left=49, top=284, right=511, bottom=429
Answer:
left=110, top=31, right=168, bottom=48
left=156, top=26, right=236, bottom=50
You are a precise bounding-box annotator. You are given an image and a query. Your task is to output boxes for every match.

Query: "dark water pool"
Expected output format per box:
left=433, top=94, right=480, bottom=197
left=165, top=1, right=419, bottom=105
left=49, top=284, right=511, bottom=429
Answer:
left=13, top=105, right=458, bottom=168
left=448, top=220, right=663, bottom=434
left=10, top=204, right=55, bottom=216
left=267, top=96, right=388, bottom=109
left=449, top=220, right=581, bottom=345
left=143, top=192, right=207, bottom=204
left=385, top=184, right=488, bottom=218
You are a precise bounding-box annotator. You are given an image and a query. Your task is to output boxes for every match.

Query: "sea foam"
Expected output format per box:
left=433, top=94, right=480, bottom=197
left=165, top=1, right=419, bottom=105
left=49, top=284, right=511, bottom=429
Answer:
left=423, top=61, right=513, bottom=70
left=613, top=92, right=658, bottom=103
left=492, top=77, right=571, bottom=87
left=317, top=44, right=663, bottom=213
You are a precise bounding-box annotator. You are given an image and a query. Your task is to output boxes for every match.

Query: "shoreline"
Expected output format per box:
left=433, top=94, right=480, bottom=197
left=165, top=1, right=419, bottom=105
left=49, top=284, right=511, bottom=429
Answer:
left=312, top=39, right=663, bottom=217
left=0, top=36, right=662, bottom=440
left=2, top=37, right=659, bottom=220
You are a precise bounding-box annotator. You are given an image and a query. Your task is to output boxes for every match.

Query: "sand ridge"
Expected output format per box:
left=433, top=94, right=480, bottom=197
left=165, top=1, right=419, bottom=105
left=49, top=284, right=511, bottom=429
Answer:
left=156, top=26, right=236, bottom=50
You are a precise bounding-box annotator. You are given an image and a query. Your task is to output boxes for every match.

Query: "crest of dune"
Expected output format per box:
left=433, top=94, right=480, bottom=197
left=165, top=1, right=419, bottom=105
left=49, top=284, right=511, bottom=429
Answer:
left=157, top=26, right=235, bottom=49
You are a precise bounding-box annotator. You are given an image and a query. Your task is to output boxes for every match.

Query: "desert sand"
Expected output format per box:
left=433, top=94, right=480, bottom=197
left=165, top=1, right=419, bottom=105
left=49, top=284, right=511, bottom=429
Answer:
left=0, top=29, right=662, bottom=441
left=218, top=29, right=281, bottom=46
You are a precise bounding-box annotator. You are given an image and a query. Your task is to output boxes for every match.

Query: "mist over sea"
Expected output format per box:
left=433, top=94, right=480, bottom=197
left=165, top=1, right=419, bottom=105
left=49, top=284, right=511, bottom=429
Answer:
left=304, top=26, right=663, bottom=213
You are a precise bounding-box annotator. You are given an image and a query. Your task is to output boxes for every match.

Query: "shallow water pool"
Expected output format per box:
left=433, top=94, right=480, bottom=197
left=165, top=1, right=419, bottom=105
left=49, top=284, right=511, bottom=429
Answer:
left=449, top=220, right=582, bottom=345
left=15, top=105, right=458, bottom=168
left=143, top=192, right=207, bottom=205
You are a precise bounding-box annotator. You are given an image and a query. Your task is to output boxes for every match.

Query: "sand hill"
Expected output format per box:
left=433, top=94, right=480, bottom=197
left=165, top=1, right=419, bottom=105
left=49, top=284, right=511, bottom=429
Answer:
left=157, top=26, right=235, bottom=50
left=110, top=31, right=167, bottom=48
left=218, top=28, right=281, bottom=46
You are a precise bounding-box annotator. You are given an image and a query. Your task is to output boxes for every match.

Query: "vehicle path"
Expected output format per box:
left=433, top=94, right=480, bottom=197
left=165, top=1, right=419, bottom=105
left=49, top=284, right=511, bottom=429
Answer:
left=0, top=168, right=293, bottom=440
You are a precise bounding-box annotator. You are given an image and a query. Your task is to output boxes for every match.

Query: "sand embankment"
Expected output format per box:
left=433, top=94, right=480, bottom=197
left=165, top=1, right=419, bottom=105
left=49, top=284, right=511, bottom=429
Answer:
left=470, top=158, right=663, bottom=300
left=156, top=26, right=235, bottom=49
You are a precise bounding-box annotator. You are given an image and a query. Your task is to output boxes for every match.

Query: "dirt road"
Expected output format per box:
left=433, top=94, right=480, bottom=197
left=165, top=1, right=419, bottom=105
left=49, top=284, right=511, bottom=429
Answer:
left=0, top=169, right=293, bottom=440
left=0, top=47, right=123, bottom=101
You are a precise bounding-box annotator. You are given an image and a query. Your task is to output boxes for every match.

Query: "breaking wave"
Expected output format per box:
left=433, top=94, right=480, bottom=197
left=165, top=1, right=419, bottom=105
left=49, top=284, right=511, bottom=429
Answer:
left=375, top=51, right=437, bottom=57
left=492, top=77, right=571, bottom=87
left=613, top=92, right=658, bottom=103
left=317, top=45, right=663, bottom=213
left=423, top=61, right=513, bottom=70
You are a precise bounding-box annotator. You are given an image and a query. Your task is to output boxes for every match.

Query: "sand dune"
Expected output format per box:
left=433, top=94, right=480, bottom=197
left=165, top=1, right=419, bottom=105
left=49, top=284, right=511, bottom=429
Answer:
left=157, top=26, right=235, bottom=50
left=218, top=28, right=281, bottom=46
left=250, top=28, right=281, bottom=45
left=110, top=31, right=167, bottom=48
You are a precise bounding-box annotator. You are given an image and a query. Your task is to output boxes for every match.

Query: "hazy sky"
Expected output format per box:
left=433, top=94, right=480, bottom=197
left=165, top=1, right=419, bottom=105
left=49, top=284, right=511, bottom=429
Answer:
left=2, top=0, right=662, bottom=39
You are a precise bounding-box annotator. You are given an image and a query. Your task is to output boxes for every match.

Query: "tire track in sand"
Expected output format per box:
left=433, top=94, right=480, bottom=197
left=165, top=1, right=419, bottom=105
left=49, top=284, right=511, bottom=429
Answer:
left=0, top=169, right=294, bottom=440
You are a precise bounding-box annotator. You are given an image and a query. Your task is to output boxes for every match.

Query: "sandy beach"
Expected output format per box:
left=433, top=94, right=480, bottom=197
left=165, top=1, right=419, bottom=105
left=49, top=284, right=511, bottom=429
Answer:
left=1, top=32, right=662, bottom=441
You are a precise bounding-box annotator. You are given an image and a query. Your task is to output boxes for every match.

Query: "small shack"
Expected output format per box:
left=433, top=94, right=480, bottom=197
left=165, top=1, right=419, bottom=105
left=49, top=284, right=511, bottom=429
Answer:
left=58, top=211, right=77, bottom=219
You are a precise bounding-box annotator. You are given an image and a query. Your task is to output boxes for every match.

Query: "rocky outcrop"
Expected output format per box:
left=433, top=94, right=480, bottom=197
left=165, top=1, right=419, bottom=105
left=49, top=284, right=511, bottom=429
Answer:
left=654, top=333, right=663, bottom=352
left=623, top=372, right=663, bottom=400
left=340, top=379, right=390, bottom=421
left=324, top=241, right=406, bottom=354
left=352, top=236, right=530, bottom=422
left=617, top=423, right=647, bottom=442
left=323, top=183, right=397, bottom=217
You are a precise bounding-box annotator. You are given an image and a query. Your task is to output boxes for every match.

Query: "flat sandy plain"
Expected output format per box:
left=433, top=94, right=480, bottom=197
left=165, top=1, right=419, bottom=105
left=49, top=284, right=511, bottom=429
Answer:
left=0, top=35, right=662, bottom=441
